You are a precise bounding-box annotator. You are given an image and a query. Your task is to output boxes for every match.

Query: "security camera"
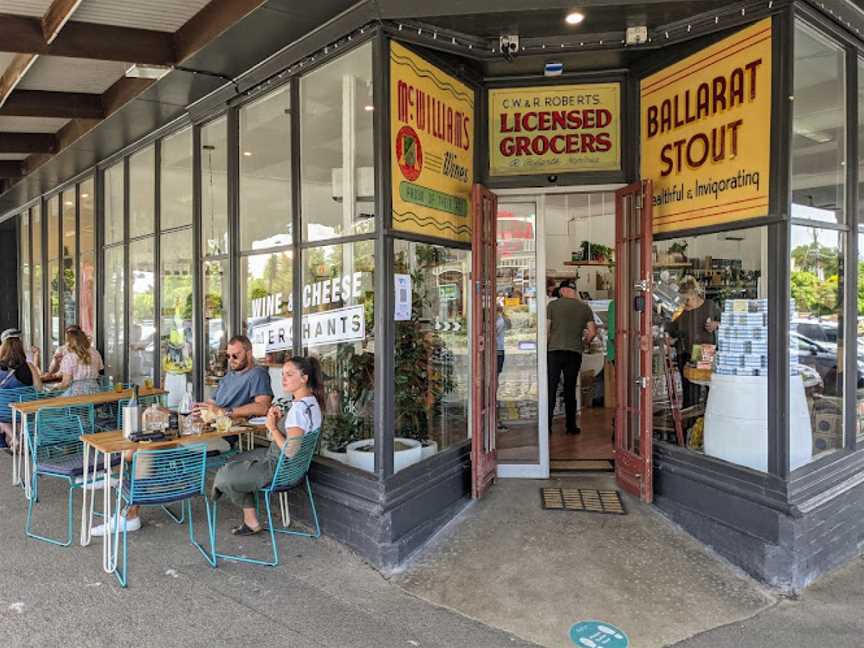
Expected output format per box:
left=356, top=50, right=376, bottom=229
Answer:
left=499, top=35, right=520, bottom=61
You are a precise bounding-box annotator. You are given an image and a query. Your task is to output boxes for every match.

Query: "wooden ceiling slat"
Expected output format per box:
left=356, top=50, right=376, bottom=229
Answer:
left=0, top=161, right=23, bottom=178
left=42, top=0, right=84, bottom=44
left=0, top=133, right=57, bottom=154
left=0, top=90, right=103, bottom=119
left=0, top=13, right=176, bottom=65
left=0, top=54, right=38, bottom=109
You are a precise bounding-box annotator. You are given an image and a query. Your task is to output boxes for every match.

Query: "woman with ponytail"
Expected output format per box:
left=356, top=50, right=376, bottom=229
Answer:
left=213, top=356, right=325, bottom=536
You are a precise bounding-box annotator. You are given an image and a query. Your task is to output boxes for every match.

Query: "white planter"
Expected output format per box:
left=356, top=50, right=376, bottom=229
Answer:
left=420, top=440, right=438, bottom=460
left=320, top=447, right=348, bottom=464
left=346, top=437, right=423, bottom=473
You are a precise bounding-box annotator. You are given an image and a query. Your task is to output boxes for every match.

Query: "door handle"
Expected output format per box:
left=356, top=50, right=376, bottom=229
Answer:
left=633, top=279, right=649, bottom=292
left=634, top=377, right=648, bottom=389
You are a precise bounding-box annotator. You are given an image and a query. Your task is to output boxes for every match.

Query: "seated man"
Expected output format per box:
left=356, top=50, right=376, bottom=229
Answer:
left=92, top=335, right=273, bottom=537
left=195, top=335, right=273, bottom=442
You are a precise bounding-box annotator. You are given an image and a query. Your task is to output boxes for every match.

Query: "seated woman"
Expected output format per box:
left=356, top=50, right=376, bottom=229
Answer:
left=212, top=356, right=324, bottom=536
left=0, top=329, right=43, bottom=449
left=57, top=328, right=104, bottom=397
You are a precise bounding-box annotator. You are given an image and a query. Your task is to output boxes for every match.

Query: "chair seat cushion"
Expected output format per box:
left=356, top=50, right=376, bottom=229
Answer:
left=37, top=452, right=120, bottom=477
left=122, top=483, right=199, bottom=506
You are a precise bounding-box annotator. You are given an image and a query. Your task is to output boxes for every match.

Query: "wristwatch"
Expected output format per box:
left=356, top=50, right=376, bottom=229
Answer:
left=223, top=407, right=233, bottom=418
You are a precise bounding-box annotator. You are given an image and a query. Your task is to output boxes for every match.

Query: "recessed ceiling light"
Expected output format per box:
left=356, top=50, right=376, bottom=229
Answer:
left=243, top=151, right=253, bottom=157
left=364, top=105, right=374, bottom=112
left=565, top=11, right=585, bottom=25
left=64, top=201, right=73, bottom=206
left=81, top=193, right=89, bottom=199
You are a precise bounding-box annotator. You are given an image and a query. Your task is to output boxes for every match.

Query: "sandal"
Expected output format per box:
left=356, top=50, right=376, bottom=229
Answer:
left=231, top=523, right=263, bottom=536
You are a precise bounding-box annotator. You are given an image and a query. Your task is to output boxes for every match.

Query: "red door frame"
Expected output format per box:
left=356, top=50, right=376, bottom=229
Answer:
left=614, top=180, right=654, bottom=503
left=471, top=184, right=498, bottom=498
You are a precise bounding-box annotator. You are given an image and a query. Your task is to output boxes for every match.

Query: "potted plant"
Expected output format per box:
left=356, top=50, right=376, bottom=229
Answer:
left=668, top=241, right=689, bottom=262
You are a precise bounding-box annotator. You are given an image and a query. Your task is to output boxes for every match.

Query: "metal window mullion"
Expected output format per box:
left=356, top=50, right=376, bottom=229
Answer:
left=95, top=170, right=105, bottom=362
left=227, top=108, right=241, bottom=340
left=769, top=7, right=794, bottom=480
left=27, top=209, right=34, bottom=344
left=41, top=197, right=48, bottom=367
left=123, top=156, right=130, bottom=383
left=290, top=77, right=302, bottom=356
left=74, top=184, right=81, bottom=329
left=844, top=46, right=858, bottom=451
left=154, top=139, right=162, bottom=388
left=373, top=33, right=393, bottom=478
left=192, top=125, right=204, bottom=401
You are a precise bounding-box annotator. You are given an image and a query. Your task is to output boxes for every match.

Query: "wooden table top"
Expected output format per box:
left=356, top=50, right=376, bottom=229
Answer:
left=80, top=425, right=258, bottom=454
left=10, top=387, right=168, bottom=415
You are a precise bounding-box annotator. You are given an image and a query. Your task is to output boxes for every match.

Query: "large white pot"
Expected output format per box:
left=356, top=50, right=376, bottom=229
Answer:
left=346, top=437, right=423, bottom=473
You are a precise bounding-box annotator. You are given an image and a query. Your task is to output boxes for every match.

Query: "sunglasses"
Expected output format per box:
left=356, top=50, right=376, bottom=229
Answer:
left=227, top=352, right=244, bottom=360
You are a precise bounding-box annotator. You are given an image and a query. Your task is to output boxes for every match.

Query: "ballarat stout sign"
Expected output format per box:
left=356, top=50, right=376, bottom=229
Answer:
left=390, top=41, right=475, bottom=243
left=640, top=18, right=772, bottom=234
left=488, top=83, right=621, bottom=175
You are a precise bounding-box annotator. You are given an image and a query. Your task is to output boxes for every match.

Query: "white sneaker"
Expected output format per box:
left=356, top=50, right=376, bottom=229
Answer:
left=91, top=515, right=141, bottom=537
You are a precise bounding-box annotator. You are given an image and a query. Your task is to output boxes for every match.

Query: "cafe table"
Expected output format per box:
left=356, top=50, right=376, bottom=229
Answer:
left=9, top=387, right=167, bottom=499
left=79, top=424, right=259, bottom=574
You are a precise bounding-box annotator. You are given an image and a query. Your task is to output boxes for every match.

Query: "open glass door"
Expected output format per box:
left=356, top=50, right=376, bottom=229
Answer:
left=614, top=181, right=653, bottom=503
left=472, top=184, right=498, bottom=498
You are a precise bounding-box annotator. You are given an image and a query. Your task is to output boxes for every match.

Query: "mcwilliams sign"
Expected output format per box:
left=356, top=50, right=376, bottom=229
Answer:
left=251, top=306, right=365, bottom=352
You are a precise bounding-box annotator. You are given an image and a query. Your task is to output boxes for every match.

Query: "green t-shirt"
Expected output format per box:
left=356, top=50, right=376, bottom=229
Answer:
left=606, top=300, right=616, bottom=363
left=547, top=298, right=595, bottom=353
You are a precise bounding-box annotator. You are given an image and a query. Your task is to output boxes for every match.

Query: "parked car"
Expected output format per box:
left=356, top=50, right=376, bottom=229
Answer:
left=792, top=332, right=864, bottom=392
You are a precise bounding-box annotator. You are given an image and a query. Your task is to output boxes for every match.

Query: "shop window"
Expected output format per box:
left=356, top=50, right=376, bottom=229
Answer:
left=46, top=197, right=60, bottom=358
left=128, top=238, right=155, bottom=386
left=792, top=21, right=846, bottom=225
left=241, top=250, right=293, bottom=396
left=240, top=86, right=292, bottom=250
left=201, top=118, right=229, bottom=257
left=161, top=128, right=193, bottom=230
left=62, top=192, right=76, bottom=328
left=393, top=240, right=471, bottom=466
left=79, top=178, right=96, bottom=339
left=857, top=232, right=864, bottom=444
left=302, top=241, right=375, bottom=469
left=160, top=229, right=194, bottom=407
left=103, top=245, right=125, bottom=381
left=20, top=213, right=31, bottom=348
left=653, top=226, right=769, bottom=471
left=129, top=145, right=155, bottom=238
left=104, top=162, right=124, bottom=245
left=203, top=259, right=230, bottom=400
left=790, top=225, right=846, bottom=464
left=31, top=205, right=43, bottom=358
left=300, top=42, right=375, bottom=241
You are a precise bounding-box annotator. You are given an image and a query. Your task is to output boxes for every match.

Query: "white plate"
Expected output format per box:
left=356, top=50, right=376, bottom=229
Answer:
left=247, top=416, right=268, bottom=426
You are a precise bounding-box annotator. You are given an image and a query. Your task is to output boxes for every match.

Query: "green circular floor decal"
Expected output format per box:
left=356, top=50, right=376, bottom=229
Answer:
left=569, top=621, right=629, bottom=647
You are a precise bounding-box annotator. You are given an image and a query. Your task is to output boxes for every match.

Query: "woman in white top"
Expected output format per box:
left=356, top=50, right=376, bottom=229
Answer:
left=58, top=328, right=104, bottom=397
left=213, top=356, right=324, bottom=536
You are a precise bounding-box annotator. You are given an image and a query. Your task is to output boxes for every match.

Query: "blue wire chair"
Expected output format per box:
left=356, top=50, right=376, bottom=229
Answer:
left=25, top=411, right=117, bottom=546
left=213, top=428, right=321, bottom=567
left=112, top=443, right=216, bottom=588
left=0, top=386, right=37, bottom=448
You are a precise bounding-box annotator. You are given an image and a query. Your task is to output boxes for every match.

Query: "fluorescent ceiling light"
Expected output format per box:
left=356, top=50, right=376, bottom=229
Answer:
left=81, top=193, right=89, bottom=198
left=125, top=64, right=172, bottom=80
left=565, top=11, right=585, bottom=25
left=364, top=105, right=375, bottom=112
left=243, top=151, right=253, bottom=157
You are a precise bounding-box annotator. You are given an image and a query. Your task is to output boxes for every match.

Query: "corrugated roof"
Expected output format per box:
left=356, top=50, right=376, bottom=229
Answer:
left=17, top=56, right=130, bottom=94
left=0, top=0, right=54, bottom=17
left=0, top=116, right=69, bottom=133
left=73, top=0, right=211, bottom=32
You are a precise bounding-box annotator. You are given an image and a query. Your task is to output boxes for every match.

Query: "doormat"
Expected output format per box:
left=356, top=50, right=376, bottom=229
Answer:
left=540, top=488, right=626, bottom=515
left=550, top=460, right=614, bottom=472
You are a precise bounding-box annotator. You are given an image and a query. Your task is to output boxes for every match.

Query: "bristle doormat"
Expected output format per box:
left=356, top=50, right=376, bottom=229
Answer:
left=540, top=488, right=626, bottom=515
left=549, top=460, right=614, bottom=472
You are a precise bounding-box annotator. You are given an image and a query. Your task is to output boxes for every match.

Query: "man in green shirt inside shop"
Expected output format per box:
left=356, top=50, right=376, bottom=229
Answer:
left=547, top=280, right=597, bottom=435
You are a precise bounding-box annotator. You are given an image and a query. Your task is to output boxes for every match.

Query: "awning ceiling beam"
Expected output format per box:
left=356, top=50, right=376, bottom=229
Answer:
left=0, top=13, right=176, bottom=65
left=0, top=133, right=58, bottom=154
left=0, top=90, right=104, bottom=119
left=0, top=162, right=24, bottom=178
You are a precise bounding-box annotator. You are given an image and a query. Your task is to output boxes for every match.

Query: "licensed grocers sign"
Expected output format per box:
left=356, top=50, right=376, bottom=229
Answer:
left=489, top=83, right=621, bottom=176
left=640, top=18, right=772, bottom=234
left=390, top=41, right=475, bottom=243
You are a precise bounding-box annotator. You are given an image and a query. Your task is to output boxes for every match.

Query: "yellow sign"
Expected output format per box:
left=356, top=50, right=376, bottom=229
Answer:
left=640, top=18, right=772, bottom=233
left=488, top=83, right=621, bottom=176
left=390, top=41, right=474, bottom=243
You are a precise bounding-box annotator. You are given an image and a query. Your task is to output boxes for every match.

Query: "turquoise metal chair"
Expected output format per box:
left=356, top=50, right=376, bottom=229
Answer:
left=112, top=443, right=216, bottom=588
left=213, top=428, right=321, bottom=567
left=25, top=411, right=117, bottom=546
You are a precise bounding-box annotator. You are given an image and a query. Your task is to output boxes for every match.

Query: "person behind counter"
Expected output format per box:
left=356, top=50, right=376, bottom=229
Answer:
left=666, top=276, right=720, bottom=408
left=212, top=356, right=324, bottom=536
left=547, top=280, right=597, bottom=435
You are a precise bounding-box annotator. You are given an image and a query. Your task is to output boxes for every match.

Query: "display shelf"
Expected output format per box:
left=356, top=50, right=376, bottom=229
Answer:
left=655, top=262, right=692, bottom=268
left=563, top=261, right=612, bottom=267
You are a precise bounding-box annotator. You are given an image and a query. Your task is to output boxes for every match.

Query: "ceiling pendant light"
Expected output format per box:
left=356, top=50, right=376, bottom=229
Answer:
left=565, top=11, right=585, bottom=26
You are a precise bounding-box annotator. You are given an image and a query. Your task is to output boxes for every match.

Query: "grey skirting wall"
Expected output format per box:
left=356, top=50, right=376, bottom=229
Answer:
left=286, top=442, right=471, bottom=570
left=654, top=443, right=864, bottom=591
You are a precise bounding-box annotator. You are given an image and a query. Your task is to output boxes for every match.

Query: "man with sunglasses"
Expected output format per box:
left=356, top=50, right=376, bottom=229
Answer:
left=194, top=335, right=273, bottom=442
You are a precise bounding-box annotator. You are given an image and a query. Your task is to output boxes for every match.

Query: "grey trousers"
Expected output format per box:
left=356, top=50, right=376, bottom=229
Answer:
left=212, top=448, right=276, bottom=509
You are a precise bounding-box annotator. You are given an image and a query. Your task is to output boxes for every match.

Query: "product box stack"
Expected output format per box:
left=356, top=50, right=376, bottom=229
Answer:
left=715, top=299, right=768, bottom=376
